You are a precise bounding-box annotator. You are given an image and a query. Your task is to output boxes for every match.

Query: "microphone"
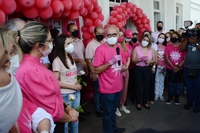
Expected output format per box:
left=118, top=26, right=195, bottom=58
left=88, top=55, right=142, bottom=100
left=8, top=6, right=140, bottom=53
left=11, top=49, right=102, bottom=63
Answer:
left=116, top=47, right=121, bottom=66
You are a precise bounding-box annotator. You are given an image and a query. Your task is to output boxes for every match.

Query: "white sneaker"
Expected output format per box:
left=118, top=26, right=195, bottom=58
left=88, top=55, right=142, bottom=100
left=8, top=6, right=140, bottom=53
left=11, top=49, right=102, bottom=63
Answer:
left=154, top=96, right=158, bottom=101
left=115, top=108, right=121, bottom=117
left=120, top=105, right=130, bottom=113
left=160, top=96, right=165, bottom=101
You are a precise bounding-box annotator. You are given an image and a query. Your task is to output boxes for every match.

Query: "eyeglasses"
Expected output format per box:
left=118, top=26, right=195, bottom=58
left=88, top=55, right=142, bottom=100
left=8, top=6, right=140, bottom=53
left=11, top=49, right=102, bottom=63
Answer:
left=106, top=33, right=118, bottom=38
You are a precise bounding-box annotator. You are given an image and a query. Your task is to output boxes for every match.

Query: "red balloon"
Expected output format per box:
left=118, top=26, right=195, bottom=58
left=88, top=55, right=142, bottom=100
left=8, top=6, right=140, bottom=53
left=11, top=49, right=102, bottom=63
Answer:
left=19, top=0, right=35, bottom=8
left=116, top=15, right=123, bottom=21
left=51, top=0, right=64, bottom=14
left=142, top=18, right=148, bottom=24
left=84, top=18, right=93, bottom=27
left=116, top=7, right=123, bottom=14
left=62, top=10, right=70, bottom=17
left=93, top=19, right=102, bottom=26
left=126, top=7, right=131, bottom=14
left=52, top=12, right=62, bottom=18
left=138, top=24, right=144, bottom=28
left=0, top=10, right=6, bottom=24
left=0, top=0, right=2, bottom=6
left=82, top=32, right=92, bottom=40
left=35, top=0, right=51, bottom=9
left=146, top=19, right=150, bottom=24
left=61, top=0, right=72, bottom=10
left=91, top=0, right=98, bottom=7
left=23, top=6, right=38, bottom=18
left=81, top=9, right=88, bottom=16
left=136, top=8, right=143, bottom=15
left=83, top=0, right=91, bottom=6
left=89, top=12, right=98, bottom=20
left=116, top=22, right=123, bottom=29
left=81, top=26, right=88, bottom=33
left=136, top=19, right=142, bottom=25
left=85, top=3, right=94, bottom=13
left=144, top=24, right=149, bottom=28
left=0, top=0, right=16, bottom=15
left=15, top=0, right=23, bottom=12
left=39, top=6, right=53, bottom=19
left=119, top=5, right=126, bottom=10
left=79, top=7, right=86, bottom=16
left=110, top=11, right=118, bottom=17
left=110, top=17, right=118, bottom=24
left=113, top=6, right=118, bottom=11
left=94, top=6, right=102, bottom=14
left=68, top=11, right=79, bottom=20
left=138, top=13, right=143, bottom=19
left=132, top=15, right=138, bottom=21
left=71, top=0, right=83, bottom=11
left=98, top=14, right=104, bottom=21
left=88, top=25, right=95, bottom=34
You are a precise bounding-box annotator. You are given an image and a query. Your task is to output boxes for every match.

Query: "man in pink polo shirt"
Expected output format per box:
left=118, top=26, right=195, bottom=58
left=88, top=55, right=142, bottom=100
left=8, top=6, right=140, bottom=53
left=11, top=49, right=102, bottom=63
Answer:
left=85, top=26, right=104, bottom=117
left=93, top=25, right=127, bottom=133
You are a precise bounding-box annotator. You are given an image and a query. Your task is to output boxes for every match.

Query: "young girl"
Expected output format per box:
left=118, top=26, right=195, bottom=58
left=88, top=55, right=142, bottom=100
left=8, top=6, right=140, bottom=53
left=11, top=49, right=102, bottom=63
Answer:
left=155, top=33, right=167, bottom=101
left=132, top=34, right=156, bottom=110
left=164, top=31, right=186, bottom=105
left=52, top=34, right=82, bottom=133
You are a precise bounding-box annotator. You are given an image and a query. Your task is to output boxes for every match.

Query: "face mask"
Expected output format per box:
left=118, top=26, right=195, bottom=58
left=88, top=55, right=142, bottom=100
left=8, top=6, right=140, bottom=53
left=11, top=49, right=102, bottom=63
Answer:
left=157, top=26, right=163, bottom=31
left=96, top=34, right=104, bottom=42
left=71, top=30, right=79, bottom=37
left=125, top=38, right=131, bottom=42
left=0, top=74, right=23, bottom=133
left=107, top=37, right=118, bottom=45
left=166, top=37, right=170, bottom=42
left=117, top=36, right=124, bottom=43
left=65, top=43, right=74, bottom=54
left=171, top=38, right=179, bottom=43
left=158, top=38, right=165, bottom=44
left=141, top=40, right=149, bottom=47
left=7, top=55, right=19, bottom=75
left=41, top=42, right=53, bottom=57
left=132, top=38, right=138, bottom=43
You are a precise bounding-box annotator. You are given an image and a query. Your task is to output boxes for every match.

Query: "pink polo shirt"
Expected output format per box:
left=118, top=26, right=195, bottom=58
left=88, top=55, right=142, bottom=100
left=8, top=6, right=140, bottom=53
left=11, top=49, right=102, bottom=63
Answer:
left=15, top=54, right=64, bottom=122
left=71, top=37, right=85, bottom=76
left=93, top=43, right=123, bottom=94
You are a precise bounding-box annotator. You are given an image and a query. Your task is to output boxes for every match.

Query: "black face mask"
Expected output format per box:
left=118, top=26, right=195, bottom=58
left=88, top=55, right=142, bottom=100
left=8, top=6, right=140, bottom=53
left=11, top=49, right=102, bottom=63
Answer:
left=171, top=38, right=179, bottom=43
left=157, top=26, right=163, bottom=31
left=71, top=30, right=79, bottom=37
left=96, top=34, right=104, bottom=41
left=132, top=38, right=138, bottom=43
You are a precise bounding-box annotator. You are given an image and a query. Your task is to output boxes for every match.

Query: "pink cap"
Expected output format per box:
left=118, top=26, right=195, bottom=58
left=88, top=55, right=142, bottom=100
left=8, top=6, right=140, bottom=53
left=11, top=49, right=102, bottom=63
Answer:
left=124, top=30, right=133, bottom=38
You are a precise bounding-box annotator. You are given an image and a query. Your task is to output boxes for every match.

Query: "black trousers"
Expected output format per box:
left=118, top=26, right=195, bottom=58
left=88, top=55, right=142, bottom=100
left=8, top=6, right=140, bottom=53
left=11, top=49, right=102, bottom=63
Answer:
left=54, top=122, right=65, bottom=133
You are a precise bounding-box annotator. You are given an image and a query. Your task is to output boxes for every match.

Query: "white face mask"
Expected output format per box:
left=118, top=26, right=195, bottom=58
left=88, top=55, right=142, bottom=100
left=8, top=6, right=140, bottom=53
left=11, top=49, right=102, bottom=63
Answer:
left=107, top=37, right=118, bottom=45
left=125, top=38, right=131, bottom=42
left=0, top=74, right=23, bottom=133
left=65, top=43, right=74, bottom=54
left=166, top=37, right=170, bottom=42
left=141, top=40, right=149, bottom=47
left=7, top=55, right=19, bottom=75
left=158, top=38, right=165, bottom=44
left=41, top=42, right=53, bottom=57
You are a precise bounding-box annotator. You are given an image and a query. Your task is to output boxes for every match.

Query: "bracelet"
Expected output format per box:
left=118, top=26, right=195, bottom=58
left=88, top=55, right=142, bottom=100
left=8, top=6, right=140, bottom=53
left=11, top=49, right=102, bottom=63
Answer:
left=41, top=131, right=49, bottom=133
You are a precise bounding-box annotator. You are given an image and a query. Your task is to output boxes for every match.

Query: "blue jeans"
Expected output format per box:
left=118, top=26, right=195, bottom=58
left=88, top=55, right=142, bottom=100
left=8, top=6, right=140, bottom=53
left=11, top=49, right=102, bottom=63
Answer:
left=101, top=91, right=122, bottom=133
left=184, top=69, right=200, bottom=108
left=92, top=79, right=101, bottom=112
left=62, top=91, right=80, bottom=133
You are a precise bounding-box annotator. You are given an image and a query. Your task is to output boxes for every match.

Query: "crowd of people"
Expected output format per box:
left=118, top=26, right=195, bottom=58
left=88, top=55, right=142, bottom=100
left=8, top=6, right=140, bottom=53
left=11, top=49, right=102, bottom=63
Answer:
left=0, top=17, right=200, bottom=133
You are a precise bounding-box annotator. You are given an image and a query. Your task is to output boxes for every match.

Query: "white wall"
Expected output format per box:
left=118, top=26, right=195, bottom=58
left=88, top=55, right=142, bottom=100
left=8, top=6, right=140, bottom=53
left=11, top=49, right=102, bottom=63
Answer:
left=190, top=0, right=200, bottom=27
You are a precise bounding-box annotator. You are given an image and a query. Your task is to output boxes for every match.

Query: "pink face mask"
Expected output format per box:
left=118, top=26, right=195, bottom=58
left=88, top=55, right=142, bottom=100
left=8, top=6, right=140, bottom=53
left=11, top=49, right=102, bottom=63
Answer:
left=117, top=36, right=124, bottom=43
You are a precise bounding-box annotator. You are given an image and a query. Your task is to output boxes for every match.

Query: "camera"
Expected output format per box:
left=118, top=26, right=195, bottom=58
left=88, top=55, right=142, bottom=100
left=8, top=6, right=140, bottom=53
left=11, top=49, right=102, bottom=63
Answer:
left=182, top=20, right=200, bottom=38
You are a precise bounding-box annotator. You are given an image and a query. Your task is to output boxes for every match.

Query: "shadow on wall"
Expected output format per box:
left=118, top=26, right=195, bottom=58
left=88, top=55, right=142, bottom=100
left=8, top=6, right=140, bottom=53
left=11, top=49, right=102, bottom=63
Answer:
left=133, top=128, right=200, bottom=133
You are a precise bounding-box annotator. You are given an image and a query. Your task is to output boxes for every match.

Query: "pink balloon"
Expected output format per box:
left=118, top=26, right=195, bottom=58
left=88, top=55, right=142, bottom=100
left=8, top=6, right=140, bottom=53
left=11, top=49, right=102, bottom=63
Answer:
left=0, top=0, right=2, bottom=6
left=82, top=32, right=92, bottom=40
left=142, top=18, right=148, bottom=24
left=110, top=17, right=118, bottom=24
left=79, top=7, right=86, bottom=16
left=119, top=4, right=126, bottom=10
left=91, top=0, right=98, bottom=7
left=116, top=15, right=123, bottom=21
left=51, top=0, right=64, bottom=14
left=52, top=12, right=62, bottom=18
left=0, top=9, right=6, bottom=24
left=126, top=7, right=131, bottom=14
left=89, top=12, right=98, bottom=20
left=61, top=0, right=72, bottom=10
left=113, top=6, right=118, bottom=11
left=110, top=11, right=118, bottom=17
left=71, top=0, right=83, bottom=11
left=138, top=13, right=143, bottom=19
left=98, top=14, right=104, bottom=21
left=116, top=22, right=123, bottom=29
left=94, top=6, right=102, bottom=14
left=35, top=0, right=51, bottom=9
left=15, top=0, right=23, bottom=12
left=138, top=24, right=144, bottom=28
left=136, top=19, right=141, bottom=25
left=0, top=0, right=16, bottom=15
left=85, top=3, right=94, bottom=13
left=68, top=11, right=79, bottom=20
left=23, top=6, right=38, bottom=18
left=62, top=10, right=70, bottom=17
left=88, top=25, right=95, bottom=34
left=81, top=26, right=88, bottom=33
left=93, top=19, right=102, bottom=26
left=19, top=0, right=35, bottom=8
left=84, top=18, right=93, bottom=27
left=83, top=0, right=91, bottom=6
left=81, top=9, right=88, bottom=16
left=116, top=7, right=123, bottom=14
left=144, top=24, right=149, bottom=28
left=39, top=6, right=53, bottom=19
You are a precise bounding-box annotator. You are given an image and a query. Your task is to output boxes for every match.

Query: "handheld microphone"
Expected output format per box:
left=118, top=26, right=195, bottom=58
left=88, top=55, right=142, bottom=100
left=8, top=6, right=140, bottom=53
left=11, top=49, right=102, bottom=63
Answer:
left=116, top=47, right=121, bottom=66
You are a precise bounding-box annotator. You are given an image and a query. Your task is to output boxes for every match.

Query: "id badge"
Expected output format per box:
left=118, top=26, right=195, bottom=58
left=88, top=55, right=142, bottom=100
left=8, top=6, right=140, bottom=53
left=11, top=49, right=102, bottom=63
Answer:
left=192, top=47, right=196, bottom=51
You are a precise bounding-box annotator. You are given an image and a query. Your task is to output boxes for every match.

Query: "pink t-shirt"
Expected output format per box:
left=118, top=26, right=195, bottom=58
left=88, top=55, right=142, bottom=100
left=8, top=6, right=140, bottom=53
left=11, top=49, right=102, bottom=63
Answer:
left=135, top=46, right=153, bottom=67
left=164, top=43, right=186, bottom=70
left=93, top=43, right=123, bottom=94
left=127, top=42, right=140, bottom=68
left=52, top=57, right=77, bottom=94
left=157, top=44, right=166, bottom=67
left=121, top=44, right=130, bottom=64
left=71, top=38, right=85, bottom=76
left=15, top=54, right=64, bottom=122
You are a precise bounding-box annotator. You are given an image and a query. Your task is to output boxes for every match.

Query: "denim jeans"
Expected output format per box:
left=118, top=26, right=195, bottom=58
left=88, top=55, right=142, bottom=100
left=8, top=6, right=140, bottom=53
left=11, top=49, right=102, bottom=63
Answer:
left=92, top=79, right=101, bottom=112
left=62, top=91, right=80, bottom=133
left=101, top=91, right=122, bottom=133
left=155, top=67, right=166, bottom=98
left=184, top=69, right=200, bottom=108
left=134, top=66, right=152, bottom=104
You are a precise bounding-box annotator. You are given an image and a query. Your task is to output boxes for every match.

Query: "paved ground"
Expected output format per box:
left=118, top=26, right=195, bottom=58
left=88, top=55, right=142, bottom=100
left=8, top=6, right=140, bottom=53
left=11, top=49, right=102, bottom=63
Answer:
left=79, top=93, right=200, bottom=133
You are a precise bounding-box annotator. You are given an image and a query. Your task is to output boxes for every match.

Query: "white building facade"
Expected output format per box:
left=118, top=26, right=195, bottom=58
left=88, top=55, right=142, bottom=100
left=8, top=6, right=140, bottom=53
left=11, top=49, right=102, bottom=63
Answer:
left=97, top=0, right=200, bottom=32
